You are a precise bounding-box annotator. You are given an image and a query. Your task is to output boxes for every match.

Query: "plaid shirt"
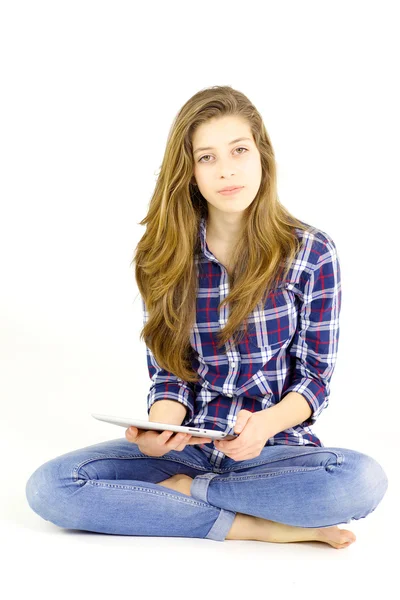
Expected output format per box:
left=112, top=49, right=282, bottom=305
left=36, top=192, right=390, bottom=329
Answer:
left=144, top=216, right=342, bottom=466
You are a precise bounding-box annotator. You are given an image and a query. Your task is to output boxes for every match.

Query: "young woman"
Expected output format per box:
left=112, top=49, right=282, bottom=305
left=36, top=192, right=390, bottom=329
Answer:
left=26, top=85, right=388, bottom=549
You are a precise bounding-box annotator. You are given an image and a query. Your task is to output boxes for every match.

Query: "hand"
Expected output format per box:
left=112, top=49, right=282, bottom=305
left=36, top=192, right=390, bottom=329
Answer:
left=214, top=409, right=278, bottom=461
left=125, top=427, right=212, bottom=457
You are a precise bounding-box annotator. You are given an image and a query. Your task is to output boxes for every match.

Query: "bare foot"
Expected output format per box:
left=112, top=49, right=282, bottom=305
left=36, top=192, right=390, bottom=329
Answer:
left=315, top=525, right=357, bottom=549
left=158, top=474, right=194, bottom=496
left=250, top=516, right=357, bottom=549
left=158, top=475, right=357, bottom=550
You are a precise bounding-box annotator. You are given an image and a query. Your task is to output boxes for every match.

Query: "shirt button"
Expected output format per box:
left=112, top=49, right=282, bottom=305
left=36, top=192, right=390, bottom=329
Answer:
left=231, top=362, right=235, bottom=368
left=226, top=393, right=233, bottom=397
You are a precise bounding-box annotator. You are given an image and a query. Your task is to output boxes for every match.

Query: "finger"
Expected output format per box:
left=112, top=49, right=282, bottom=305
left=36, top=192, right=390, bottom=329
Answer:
left=187, top=437, right=212, bottom=445
left=222, top=448, right=254, bottom=460
left=230, top=454, right=251, bottom=461
left=168, top=433, right=191, bottom=450
left=126, top=427, right=137, bottom=440
left=157, top=430, right=175, bottom=445
left=174, top=434, right=192, bottom=451
left=216, top=441, right=239, bottom=452
left=221, top=448, right=242, bottom=457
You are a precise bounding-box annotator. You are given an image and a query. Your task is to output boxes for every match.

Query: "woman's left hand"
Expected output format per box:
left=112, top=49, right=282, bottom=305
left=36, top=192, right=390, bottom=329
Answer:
left=214, top=409, right=279, bottom=461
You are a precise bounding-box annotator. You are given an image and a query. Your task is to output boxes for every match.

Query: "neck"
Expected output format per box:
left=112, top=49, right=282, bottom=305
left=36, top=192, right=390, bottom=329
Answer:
left=206, top=213, right=243, bottom=246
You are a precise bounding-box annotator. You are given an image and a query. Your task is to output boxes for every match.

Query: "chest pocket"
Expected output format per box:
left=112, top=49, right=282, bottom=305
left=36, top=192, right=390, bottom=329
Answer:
left=243, top=286, right=298, bottom=351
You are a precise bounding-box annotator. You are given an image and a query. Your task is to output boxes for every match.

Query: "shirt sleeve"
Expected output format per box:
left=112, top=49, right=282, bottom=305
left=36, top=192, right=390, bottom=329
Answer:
left=282, top=238, right=342, bottom=427
left=141, top=296, right=195, bottom=424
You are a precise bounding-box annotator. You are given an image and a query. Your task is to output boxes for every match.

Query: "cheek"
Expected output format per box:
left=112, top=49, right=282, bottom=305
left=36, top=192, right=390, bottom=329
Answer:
left=193, top=168, right=208, bottom=190
left=244, top=156, right=262, bottom=178
left=245, top=163, right=262, bottom=194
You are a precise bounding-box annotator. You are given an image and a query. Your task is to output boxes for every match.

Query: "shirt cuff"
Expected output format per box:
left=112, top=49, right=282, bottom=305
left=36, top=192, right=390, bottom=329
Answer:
left=282, top=377, right=328, bottom=426
left=147, top=382, right=195, bottom=424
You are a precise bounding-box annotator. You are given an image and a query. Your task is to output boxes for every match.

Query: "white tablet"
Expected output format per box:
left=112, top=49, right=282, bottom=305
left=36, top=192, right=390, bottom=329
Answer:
left=91, top=413, right=238, bottom=441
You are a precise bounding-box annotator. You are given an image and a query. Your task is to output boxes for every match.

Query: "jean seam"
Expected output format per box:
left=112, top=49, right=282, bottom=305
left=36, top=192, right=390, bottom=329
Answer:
left=85, top=479, right=217, bottom=508
left=72, top=454, right=211, bottom=481
left=208, top=465, right=329, bottom=482
left=216, top=449, right=345, bottom=473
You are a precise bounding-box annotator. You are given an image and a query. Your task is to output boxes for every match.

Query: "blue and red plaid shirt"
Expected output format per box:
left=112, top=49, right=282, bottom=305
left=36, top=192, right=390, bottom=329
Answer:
left=143, top=216, right=342, bottom=466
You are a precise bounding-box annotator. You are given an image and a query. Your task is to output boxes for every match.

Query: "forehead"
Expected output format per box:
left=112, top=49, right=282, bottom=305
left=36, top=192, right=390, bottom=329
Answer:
left=192, top=116, right=253, bottom=154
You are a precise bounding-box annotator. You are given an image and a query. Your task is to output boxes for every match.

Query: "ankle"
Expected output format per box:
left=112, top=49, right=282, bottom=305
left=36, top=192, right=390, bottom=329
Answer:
left=225, top=513, right=260, bottom=541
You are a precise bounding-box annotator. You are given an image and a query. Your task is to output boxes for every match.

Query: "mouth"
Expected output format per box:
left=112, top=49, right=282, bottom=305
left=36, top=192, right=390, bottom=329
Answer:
left=218, top=186, right=244, bottom=196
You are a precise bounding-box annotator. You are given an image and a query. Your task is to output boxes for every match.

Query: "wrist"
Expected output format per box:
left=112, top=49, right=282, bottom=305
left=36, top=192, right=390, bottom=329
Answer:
left=255, top=407, right=282, bottom=438
left=266, top=392, right=313, bottom=432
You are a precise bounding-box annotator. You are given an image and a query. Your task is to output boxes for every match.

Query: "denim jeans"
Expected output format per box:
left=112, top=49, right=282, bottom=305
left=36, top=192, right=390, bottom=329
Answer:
left=25, top=437, right=389, bottom=542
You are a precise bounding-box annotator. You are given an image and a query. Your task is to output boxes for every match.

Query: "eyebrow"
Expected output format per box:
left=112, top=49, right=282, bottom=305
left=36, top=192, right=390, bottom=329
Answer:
left=193, top=137, right=253, bottom=156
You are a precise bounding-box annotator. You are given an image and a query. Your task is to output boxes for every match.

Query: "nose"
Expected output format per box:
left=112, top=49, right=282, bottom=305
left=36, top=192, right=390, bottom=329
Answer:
left=218, top=165, right=236, bottom=179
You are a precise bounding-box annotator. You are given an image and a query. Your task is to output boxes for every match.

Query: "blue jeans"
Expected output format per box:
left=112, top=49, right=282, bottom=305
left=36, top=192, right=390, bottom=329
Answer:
left=25, top=437, right=389, bottom=542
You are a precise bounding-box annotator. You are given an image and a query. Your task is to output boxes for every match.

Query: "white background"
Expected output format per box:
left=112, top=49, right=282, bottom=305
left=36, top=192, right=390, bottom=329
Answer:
left=1, top=0, right=398, bottom=596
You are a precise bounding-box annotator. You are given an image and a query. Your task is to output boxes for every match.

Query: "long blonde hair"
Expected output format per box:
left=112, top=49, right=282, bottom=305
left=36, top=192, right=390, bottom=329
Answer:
left=131, top=85, right=310, bottom=383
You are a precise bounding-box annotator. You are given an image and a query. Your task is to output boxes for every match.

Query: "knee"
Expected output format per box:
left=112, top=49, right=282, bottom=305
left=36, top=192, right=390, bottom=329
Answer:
left=352, top=450, right=389, bottom=514
left=25, top=458, right=60, bottom=521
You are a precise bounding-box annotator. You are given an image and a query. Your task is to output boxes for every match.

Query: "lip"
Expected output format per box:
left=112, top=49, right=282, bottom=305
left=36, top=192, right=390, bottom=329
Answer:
left=218, top=186, right=244, bottom=196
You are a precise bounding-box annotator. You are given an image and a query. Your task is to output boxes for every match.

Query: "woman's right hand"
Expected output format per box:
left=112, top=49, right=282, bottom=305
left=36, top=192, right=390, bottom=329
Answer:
left=125, top=427, right=213, bottom=457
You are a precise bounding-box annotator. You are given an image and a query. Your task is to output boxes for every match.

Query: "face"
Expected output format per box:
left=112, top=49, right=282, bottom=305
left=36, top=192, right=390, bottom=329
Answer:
left=192, top=115, right=262, bottom=218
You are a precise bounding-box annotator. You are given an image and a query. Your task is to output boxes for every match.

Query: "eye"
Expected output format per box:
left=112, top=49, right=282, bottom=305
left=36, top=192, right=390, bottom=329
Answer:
left=198, top=147, right=248, bottom=163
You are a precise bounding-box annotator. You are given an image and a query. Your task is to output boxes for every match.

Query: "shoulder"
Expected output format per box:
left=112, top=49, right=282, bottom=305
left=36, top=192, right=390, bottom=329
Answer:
left=292, top=220, right=338, bottom=269
left=279, top=221, right=339, bottom=294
